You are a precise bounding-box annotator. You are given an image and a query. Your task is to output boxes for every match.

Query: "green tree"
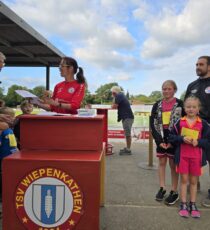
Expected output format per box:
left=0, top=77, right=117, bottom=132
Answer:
left=32, top=85, right=46, bottom=98
left=180, top=91, right=186, bottom=101
left=95, top=82, right=121, bottom=104
left=0, top=87, right=5, bottom=99
left=82, top=89, right=96, bottom=106
left=4, top=85, right=29, bottom=107
left=149, top=91, right=162, bottom=102
left=126, top=90, right=130, bottom=99
left=135, top=94, right=151, bottom=103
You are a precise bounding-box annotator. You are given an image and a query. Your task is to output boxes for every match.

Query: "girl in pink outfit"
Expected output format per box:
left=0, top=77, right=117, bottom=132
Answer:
left=169, top=96, right=210, bottom=218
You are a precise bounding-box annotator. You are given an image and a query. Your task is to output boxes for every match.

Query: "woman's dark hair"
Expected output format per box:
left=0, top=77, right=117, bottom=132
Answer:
left=62, top=57, right=86, bottom=84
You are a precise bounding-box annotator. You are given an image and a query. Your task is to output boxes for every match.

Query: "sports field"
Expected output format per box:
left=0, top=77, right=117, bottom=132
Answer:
left=108, top=110, right=149, bottom=128
left=15, top=108, right=150, bottom=128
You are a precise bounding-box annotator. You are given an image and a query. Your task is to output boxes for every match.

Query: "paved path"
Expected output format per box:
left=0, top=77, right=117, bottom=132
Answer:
left=100, top=142, right=210, bottom=230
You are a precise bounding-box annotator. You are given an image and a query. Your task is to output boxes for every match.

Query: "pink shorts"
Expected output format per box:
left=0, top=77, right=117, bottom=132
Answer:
left=176, top=156, right=201, bottom=176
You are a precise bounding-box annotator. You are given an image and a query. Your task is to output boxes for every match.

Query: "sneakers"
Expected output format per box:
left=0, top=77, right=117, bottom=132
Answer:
left=189, top=202, right=200, bottom=218
left=164, top=190, right=179, bottom=205
left=179, top=202, right=189, bottom=218
left=179, top=202, right=201, bottom=218
left=119, top=148, right=132, bottom=155
left=155, top=187, right=166, bottom=201
left=202, top=189, right=210, bottom=207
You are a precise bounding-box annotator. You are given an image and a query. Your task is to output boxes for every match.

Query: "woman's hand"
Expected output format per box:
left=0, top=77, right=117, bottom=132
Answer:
left=41, top=90, right=53, bottom=104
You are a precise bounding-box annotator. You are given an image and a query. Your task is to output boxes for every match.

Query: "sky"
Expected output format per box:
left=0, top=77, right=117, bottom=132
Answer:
left=1, top=0, right=210, bottom=97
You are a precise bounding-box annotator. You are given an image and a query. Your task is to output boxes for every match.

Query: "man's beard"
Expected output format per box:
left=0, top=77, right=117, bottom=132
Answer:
left=196, top=69, right=208, bottom=77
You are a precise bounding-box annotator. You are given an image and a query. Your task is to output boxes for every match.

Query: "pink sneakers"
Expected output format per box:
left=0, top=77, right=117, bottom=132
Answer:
left=189, top=202, right=200, bottom=218
left=179, top=202, right=201, bottom=218
left=179, top=202, right=189, bottom=218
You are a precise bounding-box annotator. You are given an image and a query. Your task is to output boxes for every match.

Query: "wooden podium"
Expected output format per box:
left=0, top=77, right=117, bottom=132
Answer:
left=2, top=115, right=105, bottom=230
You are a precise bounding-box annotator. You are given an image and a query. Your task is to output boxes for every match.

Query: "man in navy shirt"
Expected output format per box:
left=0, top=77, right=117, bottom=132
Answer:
left=111, top=86, right=134, bottom=155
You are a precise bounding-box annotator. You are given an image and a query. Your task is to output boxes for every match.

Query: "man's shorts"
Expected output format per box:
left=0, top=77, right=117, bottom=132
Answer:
left=176, top=156, right=202, bottom=176
left=122, top=118, right=134, bottom=137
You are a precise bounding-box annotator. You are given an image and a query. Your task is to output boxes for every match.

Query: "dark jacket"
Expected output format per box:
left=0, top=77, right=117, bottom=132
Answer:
left=185, top=78, right=210, bottom=123
left=150, top=98, right=184, bottom=146
left=169, top=118, right=210, bottom=166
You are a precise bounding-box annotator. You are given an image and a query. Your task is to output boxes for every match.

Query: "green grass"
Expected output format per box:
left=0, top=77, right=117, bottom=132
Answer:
left=108, top=110, right=149, bottom=127
left=14, top=108, right=150, bottom=128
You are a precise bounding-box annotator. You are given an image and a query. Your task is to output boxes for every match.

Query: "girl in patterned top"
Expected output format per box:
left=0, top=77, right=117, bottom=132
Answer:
left=150, top=80, right=184, bottom=205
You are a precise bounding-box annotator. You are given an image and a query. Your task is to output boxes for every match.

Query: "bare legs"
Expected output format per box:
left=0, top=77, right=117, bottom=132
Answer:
left=158, top=157, right=178, bottom=191
left=169, top=158, right=179, bottom=192
left=126, top=136, right=132, bottom=150
left=180, top=174, right=198, bottom=202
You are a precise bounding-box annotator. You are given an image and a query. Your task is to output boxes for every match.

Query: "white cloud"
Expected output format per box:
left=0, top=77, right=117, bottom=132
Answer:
left=6, top=0, right=136, bottom=69
left=140, top=0, right=210, bottom=58
left=3, top=0, right=210, bottom=98
left=107, top=72, right=133, bottom=81
left=132, top=1, right=149, bottom=20
left=139, top=44, right=210, bottom=96
left=6, top=0, right=100, bottom=40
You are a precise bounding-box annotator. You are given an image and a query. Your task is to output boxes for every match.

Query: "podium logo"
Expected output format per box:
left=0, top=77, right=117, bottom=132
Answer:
left=15, top=168, right=84, bottom=230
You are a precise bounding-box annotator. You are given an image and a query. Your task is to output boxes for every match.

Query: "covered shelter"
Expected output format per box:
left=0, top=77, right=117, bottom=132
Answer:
left=0, top=1, right=65, bottom=89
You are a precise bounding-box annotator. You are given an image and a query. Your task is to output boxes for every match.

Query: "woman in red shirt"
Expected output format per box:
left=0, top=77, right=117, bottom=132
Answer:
left=37, top=57, right=86, bottom=114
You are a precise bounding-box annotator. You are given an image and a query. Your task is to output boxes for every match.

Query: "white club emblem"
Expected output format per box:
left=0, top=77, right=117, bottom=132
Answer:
left=68, top=87, right=75, bottom=94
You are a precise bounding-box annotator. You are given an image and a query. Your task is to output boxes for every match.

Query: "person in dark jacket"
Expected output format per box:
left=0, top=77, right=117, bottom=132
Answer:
left=150, top=80, right=184, bottom=205
left=185, top=56, right=210, bottom=207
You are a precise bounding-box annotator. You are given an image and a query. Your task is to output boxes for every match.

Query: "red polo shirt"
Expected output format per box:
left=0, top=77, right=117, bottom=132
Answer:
left=50, top=80, right=85, bottom=114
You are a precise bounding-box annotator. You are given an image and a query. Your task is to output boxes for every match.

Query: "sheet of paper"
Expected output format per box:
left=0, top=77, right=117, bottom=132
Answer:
left=15, top=90, right=42, bottom=105
left=15, top=90, right=38, bottom=98
left=37, top=111, right=71, bottom=116
left=181, top=127, right=199, bottom=139
left=162, top=111, right=171, bottom=125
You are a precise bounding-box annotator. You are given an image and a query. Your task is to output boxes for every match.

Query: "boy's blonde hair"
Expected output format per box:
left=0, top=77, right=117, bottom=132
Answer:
left=0, top=107, right=15, bottom=117
left=20, top=100, right=33, bottom=111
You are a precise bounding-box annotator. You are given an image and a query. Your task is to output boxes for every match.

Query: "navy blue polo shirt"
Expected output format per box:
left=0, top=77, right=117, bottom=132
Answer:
left=115, top=92, right=134, bottom=122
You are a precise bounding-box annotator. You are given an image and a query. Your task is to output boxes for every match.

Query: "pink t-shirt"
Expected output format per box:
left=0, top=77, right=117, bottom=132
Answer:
left=179, top=116, right=202, bottom=159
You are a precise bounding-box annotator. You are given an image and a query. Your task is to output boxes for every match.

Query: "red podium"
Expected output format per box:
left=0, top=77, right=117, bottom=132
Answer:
left=95, top=108, right=114, bottom=155
left=2, top=115, right=105, bottom=230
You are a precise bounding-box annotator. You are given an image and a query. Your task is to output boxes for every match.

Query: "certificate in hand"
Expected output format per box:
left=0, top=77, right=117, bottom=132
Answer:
left=15, top=90, right=41, bottom=105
